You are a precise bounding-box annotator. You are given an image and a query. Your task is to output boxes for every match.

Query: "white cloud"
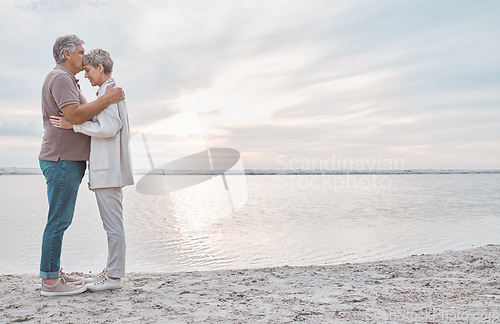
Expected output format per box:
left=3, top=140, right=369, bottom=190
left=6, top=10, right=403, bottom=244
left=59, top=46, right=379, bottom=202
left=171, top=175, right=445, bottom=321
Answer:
left=0, top=0, right=499, bottom=168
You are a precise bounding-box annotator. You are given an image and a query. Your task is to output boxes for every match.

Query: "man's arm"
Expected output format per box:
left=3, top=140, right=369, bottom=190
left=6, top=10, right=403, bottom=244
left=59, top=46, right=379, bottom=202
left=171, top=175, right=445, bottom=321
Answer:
left=61, top=84, right=123, bottom=124
left=73, top=103, right=122, bottom=138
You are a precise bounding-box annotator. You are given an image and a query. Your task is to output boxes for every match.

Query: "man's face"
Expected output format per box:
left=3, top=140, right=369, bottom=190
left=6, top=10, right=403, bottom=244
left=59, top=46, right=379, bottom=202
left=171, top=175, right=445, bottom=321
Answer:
left=66, top=44, right=85, bottom=73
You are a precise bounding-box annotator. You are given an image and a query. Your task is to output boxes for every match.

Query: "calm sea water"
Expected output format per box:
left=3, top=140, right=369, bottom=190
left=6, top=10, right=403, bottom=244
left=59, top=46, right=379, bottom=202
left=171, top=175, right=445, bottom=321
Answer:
left=1, top=173, right=499, bottom=274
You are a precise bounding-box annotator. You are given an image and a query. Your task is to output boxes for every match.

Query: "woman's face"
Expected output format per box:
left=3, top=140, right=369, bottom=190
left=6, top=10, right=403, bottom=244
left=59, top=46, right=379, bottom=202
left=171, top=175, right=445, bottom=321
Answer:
left=84, top=64, right=103, bottom=87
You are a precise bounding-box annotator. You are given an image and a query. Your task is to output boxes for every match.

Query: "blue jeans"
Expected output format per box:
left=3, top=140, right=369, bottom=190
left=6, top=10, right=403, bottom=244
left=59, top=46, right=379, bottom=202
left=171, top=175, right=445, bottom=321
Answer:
left=39, top=159, right=86, bottom=279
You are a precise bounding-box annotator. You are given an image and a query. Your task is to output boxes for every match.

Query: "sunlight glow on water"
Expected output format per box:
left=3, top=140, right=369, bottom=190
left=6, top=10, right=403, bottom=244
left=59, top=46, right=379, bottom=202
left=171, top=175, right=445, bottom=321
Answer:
left=1, top=174, right=500, bottom=274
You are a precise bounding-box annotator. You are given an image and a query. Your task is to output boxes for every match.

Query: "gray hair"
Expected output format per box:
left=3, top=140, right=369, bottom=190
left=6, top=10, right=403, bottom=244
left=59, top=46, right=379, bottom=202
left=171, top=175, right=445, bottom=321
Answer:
left=83, top=49, right=113, bottom=75
left=53, top=35, right=84, bottom=63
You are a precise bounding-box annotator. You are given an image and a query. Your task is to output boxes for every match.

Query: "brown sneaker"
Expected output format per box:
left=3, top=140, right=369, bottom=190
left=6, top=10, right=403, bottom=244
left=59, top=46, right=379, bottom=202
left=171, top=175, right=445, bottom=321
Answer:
left=41, top=278, right=87, bottom=296
left=60, top=269, right=84, bottom=285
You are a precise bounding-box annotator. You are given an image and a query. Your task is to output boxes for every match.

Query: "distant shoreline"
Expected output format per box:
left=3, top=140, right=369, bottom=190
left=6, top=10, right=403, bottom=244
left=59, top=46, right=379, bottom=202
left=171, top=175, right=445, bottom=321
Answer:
left=1, top=167, right=499, bottom=176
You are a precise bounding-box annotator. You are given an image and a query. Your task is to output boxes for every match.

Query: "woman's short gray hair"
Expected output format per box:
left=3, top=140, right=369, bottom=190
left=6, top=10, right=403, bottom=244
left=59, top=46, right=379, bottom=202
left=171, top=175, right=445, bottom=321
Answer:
left=53, top=35, right=84, bottom=63
left=83, top=49, right=113, bottom=75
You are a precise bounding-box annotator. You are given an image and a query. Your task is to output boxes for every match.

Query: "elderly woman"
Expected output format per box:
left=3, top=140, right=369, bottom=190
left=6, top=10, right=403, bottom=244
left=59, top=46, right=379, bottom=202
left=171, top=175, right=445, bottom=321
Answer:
left=51, top=49, right=133, bottom=292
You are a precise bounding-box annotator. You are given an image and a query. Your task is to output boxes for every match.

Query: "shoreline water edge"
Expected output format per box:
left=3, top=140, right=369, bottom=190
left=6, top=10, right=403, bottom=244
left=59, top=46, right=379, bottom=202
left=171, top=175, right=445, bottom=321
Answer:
left=1, top=167, right=500, bottom=175
left=1, top=244, right=499, bottom=323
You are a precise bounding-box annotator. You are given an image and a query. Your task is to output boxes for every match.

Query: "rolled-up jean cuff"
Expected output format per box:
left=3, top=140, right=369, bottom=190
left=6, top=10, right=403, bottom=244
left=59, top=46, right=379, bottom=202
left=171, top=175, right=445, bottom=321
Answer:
left=39, top=270, right=60, bottom=279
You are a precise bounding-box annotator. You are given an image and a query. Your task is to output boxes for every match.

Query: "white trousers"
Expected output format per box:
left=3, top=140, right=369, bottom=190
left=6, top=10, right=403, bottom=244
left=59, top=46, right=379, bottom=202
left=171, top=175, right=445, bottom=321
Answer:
left=94, top=187, right=125, bottom=278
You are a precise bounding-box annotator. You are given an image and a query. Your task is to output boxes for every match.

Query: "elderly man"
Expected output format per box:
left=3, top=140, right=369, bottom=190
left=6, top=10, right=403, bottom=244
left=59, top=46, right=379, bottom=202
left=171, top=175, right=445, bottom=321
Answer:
left=38, top=35, right=124, bottom=296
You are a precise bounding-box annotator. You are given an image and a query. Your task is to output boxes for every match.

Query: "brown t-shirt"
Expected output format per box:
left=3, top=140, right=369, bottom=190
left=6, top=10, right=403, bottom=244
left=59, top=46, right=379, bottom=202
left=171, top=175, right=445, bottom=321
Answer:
left=38, top=65, right=90, bottom=161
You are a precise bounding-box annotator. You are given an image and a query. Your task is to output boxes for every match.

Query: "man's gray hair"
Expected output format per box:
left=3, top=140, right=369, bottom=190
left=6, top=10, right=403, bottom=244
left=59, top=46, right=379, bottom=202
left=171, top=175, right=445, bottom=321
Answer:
left=83, top=49, right=113, bottom=75
left=53, top=35, right=84, bottom=63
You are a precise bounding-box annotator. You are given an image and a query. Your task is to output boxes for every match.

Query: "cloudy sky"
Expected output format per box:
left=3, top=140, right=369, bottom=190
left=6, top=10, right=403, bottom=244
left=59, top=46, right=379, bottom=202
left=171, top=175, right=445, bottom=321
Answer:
left=0, top=0, right=499, bottom=170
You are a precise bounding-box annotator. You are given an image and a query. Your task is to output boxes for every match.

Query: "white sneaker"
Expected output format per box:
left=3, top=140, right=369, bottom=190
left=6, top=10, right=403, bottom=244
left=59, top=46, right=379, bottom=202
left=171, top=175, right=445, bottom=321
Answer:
left=86, top=275, right=122, bottom=292
left=84, top=268, right=107, bottom=284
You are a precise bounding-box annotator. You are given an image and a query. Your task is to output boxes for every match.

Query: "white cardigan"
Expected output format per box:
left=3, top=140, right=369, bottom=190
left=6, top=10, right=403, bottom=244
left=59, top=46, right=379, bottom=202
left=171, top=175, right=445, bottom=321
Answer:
left=73, top=78, right=134, bottom=189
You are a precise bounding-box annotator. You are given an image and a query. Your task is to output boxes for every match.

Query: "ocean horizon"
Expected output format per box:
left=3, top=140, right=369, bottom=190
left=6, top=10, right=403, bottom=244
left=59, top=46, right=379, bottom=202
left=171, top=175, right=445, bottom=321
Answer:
left=1, top=166, right=500, bottom=175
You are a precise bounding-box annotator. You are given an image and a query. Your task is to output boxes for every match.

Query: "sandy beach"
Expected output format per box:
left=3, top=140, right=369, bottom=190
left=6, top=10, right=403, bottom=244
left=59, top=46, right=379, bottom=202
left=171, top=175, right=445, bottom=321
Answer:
left=1, top=244, right=499, bottom=323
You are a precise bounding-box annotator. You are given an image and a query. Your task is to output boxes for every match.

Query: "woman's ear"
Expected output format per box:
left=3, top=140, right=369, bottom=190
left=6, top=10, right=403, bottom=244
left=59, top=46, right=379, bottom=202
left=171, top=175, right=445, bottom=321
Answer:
left=97, top=64, right=104, bottom=73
